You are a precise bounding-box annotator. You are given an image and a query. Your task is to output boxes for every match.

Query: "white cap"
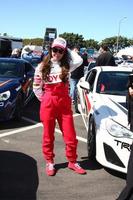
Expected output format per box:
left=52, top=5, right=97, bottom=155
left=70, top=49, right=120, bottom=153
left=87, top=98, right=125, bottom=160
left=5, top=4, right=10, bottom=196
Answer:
left=52, top=37, right=67, bottom=49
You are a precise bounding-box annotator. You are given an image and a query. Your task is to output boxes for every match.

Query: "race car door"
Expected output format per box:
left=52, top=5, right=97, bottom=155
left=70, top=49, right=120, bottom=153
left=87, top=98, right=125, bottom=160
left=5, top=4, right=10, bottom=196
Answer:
left=83, top=69, right=97, bottom=127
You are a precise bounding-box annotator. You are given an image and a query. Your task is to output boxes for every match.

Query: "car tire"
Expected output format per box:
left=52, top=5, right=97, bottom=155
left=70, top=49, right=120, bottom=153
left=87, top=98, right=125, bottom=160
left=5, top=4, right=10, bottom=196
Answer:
left=87, top=117, right=96, bottom=160
left=14, top=95, right=24, bottom=121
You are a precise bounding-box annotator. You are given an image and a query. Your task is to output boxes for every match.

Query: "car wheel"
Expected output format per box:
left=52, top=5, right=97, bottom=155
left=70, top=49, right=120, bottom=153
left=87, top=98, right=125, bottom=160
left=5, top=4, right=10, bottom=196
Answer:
left=87, top=117, right=96, bottom=160
left=14, top=95, right=24, bottom=121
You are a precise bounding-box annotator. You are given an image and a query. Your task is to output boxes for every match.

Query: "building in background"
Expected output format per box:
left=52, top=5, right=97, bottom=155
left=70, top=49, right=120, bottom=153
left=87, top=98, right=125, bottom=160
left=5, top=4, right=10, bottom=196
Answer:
left=43, top=28, right=57, bottom=49
left=0, top=36, right=23, bottom=57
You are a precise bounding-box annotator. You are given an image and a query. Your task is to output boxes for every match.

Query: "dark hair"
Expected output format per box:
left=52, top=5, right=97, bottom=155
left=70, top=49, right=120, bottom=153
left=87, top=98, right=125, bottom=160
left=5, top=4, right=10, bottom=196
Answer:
left=101, top=44, right=109, bottom=51
left=71, top=45, right=80, bottom=50
left=41, top=48, right=71, bottom=83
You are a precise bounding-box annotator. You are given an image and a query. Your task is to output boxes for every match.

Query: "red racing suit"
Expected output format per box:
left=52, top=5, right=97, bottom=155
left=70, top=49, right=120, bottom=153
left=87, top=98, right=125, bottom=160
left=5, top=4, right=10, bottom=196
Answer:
left=33, top=49, right=83, bottom=163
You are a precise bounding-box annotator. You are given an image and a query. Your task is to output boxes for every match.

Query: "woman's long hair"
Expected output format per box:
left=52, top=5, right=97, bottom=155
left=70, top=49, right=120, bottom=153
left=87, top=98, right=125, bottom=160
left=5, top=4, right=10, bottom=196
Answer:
left=41, top=48, right=71, bottom=83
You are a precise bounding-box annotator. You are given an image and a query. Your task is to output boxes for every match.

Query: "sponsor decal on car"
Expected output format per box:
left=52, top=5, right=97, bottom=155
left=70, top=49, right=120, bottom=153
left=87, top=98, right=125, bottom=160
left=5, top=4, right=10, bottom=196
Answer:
left=84, top=91, right=91, bottom=112
left=114, top=139, right=131, bottom=151
left=0, top=80, right=12, bottom=87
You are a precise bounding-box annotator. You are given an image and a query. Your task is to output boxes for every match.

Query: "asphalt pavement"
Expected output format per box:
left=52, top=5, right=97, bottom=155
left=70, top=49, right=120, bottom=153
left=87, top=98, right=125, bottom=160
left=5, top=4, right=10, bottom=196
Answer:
left=0, top=97, right=126, bottom=200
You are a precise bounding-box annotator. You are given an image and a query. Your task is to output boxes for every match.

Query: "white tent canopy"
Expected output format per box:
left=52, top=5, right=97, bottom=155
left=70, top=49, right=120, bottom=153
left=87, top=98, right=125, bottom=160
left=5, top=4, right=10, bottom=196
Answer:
left=116, top=46, right=133, bottom=58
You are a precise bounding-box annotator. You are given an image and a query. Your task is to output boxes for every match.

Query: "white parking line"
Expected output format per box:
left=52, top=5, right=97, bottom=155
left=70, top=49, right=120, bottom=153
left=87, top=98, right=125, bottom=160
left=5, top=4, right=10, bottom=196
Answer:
left=54, top=127, right=87, bottom=143
left=0, top=123, right=42, bottom=138
left=73, top=113, right=80, bottom=117
left=0, top=116, right=87, bottom=143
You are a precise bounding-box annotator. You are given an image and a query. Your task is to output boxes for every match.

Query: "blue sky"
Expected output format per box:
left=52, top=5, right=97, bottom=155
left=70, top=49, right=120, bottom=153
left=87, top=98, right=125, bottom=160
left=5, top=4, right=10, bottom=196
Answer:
left=0, top=0, right=133, bottom=42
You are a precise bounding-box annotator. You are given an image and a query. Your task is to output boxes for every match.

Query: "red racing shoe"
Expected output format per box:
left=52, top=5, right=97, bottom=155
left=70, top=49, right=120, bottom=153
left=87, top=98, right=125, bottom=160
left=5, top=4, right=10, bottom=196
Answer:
left=68, top=162, right=86, bottom=175
left=46, top=163, right=56, bottom=176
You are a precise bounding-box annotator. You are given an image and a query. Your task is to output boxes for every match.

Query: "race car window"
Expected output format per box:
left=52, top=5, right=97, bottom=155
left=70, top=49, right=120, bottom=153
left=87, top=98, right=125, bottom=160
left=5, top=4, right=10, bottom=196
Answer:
left=0, top=61, right=23, bottom=78
left=96, top=71, right=131, bottom=95
left=85, top=69, right=97, bottom=91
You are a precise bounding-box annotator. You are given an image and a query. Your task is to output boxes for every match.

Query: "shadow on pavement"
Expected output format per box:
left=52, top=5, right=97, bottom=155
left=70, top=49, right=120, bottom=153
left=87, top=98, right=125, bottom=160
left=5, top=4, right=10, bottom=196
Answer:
left=79, top=158, right=103, bottom=170
left=0, top=119, right=34, bottom=130
left=54, top=158, right=102, bottom=173
left=80, top=157, right=126, bottom=179
left=0, top=151, right=39, bottom=200
left=0, top=97, right=40, bottom=130
left=104, top=167, right=126, bottom=180
left=55, top=162, right=68, bottom=171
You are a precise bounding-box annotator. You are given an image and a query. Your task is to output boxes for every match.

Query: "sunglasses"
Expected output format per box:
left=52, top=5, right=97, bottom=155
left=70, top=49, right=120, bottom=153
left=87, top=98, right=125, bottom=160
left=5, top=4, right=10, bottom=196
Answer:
left=52, top=47, right=64, bottom=54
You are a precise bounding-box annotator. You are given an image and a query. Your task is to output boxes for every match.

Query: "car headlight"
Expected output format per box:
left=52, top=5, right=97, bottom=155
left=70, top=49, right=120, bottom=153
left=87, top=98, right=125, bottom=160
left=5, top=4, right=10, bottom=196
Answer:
left=0, top=91, right=10, bottom=101
left=106, top=119, right=133, bottom=139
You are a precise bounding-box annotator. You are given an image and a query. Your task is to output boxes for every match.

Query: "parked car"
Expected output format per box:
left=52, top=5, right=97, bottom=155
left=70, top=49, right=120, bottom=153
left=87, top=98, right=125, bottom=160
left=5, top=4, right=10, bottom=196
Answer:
left=0, top=58, right=35, bottom=121
left=118, top=60, right=133, bottom=68
left=114, top=56, right=123, bottom=65
left=77, top=66, right=133, bottom=173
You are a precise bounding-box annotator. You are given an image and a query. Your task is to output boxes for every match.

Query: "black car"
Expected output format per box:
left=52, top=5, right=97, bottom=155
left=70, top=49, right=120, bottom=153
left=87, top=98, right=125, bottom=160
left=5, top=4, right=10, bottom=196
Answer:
left=0, top=58, right=35, bottom=121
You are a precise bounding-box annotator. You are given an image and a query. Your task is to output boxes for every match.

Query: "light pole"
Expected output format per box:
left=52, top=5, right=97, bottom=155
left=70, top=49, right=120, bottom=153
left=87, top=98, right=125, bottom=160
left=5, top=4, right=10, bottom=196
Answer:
left=116, top=17, right=127, bottom=53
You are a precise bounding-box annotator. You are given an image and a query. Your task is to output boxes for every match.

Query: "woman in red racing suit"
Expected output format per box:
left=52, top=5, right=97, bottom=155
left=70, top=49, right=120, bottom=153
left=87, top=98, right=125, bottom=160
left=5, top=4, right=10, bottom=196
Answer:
left=33, top=37, right=86, bottom=176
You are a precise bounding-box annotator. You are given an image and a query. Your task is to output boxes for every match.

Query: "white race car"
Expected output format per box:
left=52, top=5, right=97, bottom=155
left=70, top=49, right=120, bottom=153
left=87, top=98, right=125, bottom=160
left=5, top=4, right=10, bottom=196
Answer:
left=77, top=66, right=133, bottom=173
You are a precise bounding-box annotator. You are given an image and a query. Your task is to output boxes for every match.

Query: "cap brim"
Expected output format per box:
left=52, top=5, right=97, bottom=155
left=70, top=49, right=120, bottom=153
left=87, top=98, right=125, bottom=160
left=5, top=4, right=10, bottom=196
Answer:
left=52, top=44, right=66, bottom=50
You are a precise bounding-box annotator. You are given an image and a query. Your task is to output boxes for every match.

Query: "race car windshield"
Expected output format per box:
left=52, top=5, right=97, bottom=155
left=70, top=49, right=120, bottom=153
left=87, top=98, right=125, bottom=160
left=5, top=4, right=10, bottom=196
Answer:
left=0, top=62, right=23, bottom=78
left=96, top=71, right=131, bottom=96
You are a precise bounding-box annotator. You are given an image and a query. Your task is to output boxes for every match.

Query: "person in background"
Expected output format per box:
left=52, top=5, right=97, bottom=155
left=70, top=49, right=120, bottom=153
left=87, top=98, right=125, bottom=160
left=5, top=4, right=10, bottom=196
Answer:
left=70, top=46, right=88, bottom=113
left=96, top=44, right=116, bottom=66
left=116, top=74, right=133, bottom=200
left=21, top=45, right=33, bottom=62
left=33, top=37, right=86, bottom=176
left=10, top=48, right=21, bottom=58
left=69, top=46, right=80, bottom=104
left=21, top=45, right=43, bottom=66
